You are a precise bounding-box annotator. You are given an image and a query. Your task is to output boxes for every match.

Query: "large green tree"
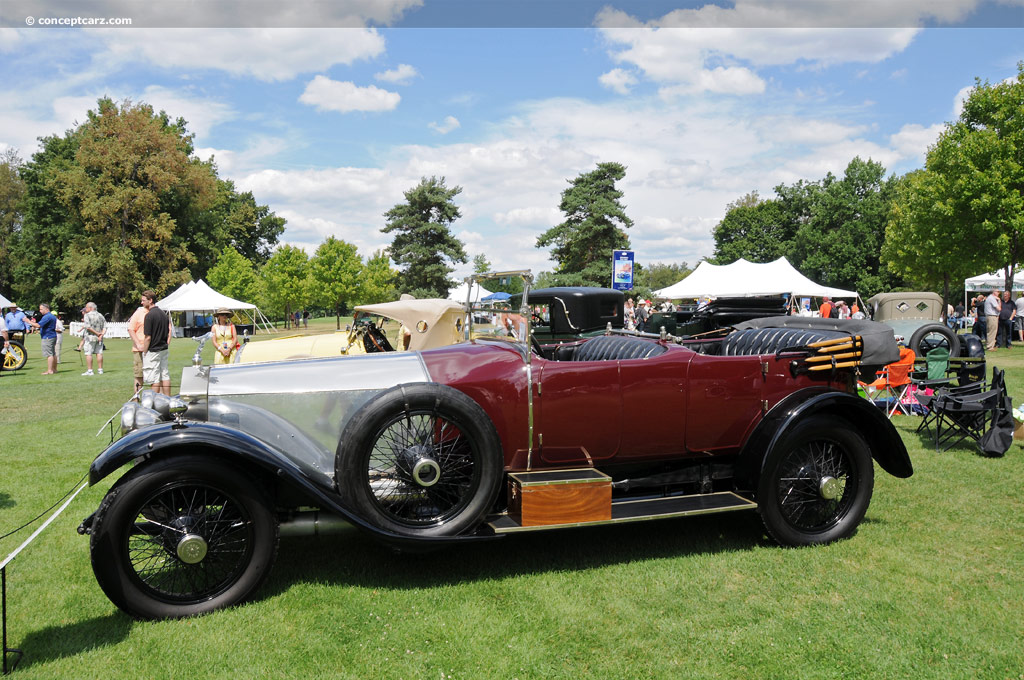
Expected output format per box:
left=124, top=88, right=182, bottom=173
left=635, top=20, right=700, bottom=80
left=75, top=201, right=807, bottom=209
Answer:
left=383, top=176, right=467, bottom=298
left=0, top=149, right=25, bottom=294
left=886, top=64, right=1024, bottom=299
left=207, top=245, right=260, bottom=303
left=309, top=236, right=363, bottom=329
left=49, top=98, right=219, bottom=319
left=636, top=261, right=692, bottom=292
left=536, top=162, right=633, bottom=287
left=260, top=244, right=309, bottom=327
left=360, top=249, right=398, bottom=304
left=710, top=192, right=792, bottom=264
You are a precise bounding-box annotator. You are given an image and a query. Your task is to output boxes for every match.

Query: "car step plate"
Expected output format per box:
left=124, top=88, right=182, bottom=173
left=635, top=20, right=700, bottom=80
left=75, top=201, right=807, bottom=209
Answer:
left=487, top=491, right=757, bottom=533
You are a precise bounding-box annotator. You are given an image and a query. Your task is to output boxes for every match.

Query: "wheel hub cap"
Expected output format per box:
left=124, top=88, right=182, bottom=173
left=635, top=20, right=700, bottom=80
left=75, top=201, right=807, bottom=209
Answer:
left=819, top=475, right=843, bottom=500
left=411, top=458, right=441, bottom=487
left=176, top=533, right=208, bottom=564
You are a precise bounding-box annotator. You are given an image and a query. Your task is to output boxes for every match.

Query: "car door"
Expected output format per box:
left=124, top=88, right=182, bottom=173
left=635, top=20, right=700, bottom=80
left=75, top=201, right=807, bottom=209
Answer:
left=533, top=357, right=622, bottom=465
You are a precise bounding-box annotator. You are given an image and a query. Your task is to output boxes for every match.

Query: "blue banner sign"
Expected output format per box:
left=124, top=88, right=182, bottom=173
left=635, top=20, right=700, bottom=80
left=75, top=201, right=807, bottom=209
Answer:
left=612, top=250, right=634, bottom=290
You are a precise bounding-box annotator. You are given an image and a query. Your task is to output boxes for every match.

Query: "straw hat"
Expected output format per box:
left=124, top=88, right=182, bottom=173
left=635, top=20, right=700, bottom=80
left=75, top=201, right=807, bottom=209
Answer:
left=215, top=308, right=232, bottom=317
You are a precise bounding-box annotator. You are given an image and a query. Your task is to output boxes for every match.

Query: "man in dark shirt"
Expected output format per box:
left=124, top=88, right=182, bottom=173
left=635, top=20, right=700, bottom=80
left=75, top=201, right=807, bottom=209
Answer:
left=26, top=303, right=58, bottom=374
left=141, top=290, right=172, bottom=395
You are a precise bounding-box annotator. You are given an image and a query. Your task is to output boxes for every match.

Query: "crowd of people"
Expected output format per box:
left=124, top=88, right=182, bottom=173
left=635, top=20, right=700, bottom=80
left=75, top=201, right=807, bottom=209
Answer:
left=968, top=288, right=1024, bottom=351
left=1, top=295, right=240, bottom=396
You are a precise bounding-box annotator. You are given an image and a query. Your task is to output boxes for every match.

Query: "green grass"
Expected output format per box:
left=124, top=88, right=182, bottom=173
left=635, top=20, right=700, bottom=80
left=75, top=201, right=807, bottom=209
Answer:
left=1, top=336, right=1023, bottom=679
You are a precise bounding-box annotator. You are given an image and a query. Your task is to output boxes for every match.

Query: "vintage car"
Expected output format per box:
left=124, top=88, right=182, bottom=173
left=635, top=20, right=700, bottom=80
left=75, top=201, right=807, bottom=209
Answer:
left=235, top=298, right=466, bottom=363
left=78, top=272, right=912, bottom=620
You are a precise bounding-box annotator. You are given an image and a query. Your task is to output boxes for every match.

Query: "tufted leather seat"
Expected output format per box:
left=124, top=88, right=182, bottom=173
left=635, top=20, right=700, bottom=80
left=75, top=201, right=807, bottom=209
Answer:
left=720, top=327, right=850, bottom=356
left=571, top=335, right=668, bottom=361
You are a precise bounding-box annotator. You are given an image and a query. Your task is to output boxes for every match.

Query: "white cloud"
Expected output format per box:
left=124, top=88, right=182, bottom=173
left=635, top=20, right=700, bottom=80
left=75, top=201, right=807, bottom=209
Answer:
left=429, top=115, right=461, bottom=134
left=375, top=64, right=419, bottom=85
left=299, top=75, right=400, bottom=113
left=890, top=123, right=944, bottom=163
left=99, top=28, right=386, bottom=82
left=599, top=68, right=638, bottom=94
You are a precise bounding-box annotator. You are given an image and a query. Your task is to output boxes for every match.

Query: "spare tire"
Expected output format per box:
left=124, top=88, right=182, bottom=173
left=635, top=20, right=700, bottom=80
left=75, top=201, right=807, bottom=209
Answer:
left=909, top=323, right=960, bottom=358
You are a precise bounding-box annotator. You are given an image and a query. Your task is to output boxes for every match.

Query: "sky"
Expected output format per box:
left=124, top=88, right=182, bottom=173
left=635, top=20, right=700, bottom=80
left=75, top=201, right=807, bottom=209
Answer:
left=1, top=0, right=1023, bottom=283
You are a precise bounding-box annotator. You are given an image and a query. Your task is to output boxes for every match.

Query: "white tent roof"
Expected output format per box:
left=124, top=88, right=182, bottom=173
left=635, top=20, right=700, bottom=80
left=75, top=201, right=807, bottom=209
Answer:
left=447, top=281, right=493, bottom=303
left=965, top=270, right=1024, bottom=292
left=0, top=292, right=14, bottom=308
left=157, top=280, right=256, bottom=311
left=653, top=257, right=857, bottom=299
left=157, top=281, right=195, bottom=308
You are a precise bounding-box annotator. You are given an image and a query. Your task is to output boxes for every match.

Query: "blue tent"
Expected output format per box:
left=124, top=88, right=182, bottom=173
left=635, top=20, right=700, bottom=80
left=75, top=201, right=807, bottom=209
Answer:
left=482, top=292, right=512, bottom=301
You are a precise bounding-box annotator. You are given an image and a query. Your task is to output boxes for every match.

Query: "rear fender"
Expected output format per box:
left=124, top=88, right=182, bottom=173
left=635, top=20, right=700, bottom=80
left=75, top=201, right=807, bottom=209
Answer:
left=88, top=422, right=500, bottom=550
left=735, top=389, right=912, bottom=492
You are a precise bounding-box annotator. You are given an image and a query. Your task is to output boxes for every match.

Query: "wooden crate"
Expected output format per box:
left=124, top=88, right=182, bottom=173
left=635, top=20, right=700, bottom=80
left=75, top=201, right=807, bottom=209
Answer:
left=507, top=468, right=611, bottom=527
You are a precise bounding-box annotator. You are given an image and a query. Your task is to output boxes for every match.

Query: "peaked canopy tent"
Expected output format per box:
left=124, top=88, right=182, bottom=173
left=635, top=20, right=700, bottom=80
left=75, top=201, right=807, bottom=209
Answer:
left=653, top=257, right=858, bottom=302
left=0, top=292, right=14, bottom=308
left=448, top=281, right=493, bottom=304
left=157, top=280, right=273, bottom=334
left=964, top=270, right=1024, bottom=292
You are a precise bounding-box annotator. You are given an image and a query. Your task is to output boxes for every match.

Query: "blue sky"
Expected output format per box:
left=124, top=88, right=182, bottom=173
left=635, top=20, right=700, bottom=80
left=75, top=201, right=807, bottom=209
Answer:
left=1, top=1, right=1023, bottom=281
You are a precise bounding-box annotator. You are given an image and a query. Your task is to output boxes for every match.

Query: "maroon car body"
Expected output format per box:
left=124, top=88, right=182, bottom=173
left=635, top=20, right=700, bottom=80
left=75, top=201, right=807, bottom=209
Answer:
left=80, top=281, right=911, bottom=620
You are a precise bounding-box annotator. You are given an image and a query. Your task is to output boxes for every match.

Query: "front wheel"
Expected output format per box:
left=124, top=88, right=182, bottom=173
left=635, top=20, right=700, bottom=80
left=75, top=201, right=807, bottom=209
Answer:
left=1, top=340, right=26, bottom=371
left=757, top=416, right=874, bottom=546
left=336, top=383, right=502, bottom=537
left=89, top=455, right=278, bottom=619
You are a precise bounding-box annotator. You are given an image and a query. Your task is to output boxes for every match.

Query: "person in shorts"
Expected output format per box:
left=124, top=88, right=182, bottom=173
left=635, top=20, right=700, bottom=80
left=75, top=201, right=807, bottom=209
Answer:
left=141, top=290, right=172, bottom=395
left=26, top=303, right=58, bottom=374
left=80, top=301, right=106, bottom=375
left=127, top=302, right=149, bottom=393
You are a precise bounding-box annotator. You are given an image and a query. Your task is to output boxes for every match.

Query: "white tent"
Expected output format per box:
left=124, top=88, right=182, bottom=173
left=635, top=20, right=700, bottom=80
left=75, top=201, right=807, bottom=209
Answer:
left=654, top=257, right=857, bottom=300
left=964, top=270, right=1024, bottom=292
left=157, top=280, right=272, bottom=333
left=447, top=281, right=493, bottom=303
left=0, top=292, right=13, bottom=308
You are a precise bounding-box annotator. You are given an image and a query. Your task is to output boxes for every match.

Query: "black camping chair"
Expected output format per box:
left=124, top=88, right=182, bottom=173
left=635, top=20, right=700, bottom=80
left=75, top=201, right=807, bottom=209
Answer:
left=930, top=367, right=1012, bottom=456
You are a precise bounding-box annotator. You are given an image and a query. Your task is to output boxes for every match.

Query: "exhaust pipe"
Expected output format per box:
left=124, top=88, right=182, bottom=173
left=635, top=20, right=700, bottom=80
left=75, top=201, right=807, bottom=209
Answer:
left=278, top=511, right=352, bottom=537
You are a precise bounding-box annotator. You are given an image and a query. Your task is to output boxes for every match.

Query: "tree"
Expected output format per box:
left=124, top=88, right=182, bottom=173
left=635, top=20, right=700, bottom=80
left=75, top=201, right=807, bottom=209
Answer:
left=48, top=98, right=219, bottom=319
left=711, top=192, right=792, bottom=264
left=472, top=254, right=491, bottom=273
left=260, top=244, right=309, bottom=327
left=536, top=162, right=633, bottom=287
left=383, top=176, right=467, bottom=298
left=207, top=245, right=260, bottom=303
left=309, top=237, right=363, bottom=329
left=636, top=261, right=691, bottom=292
left=887, top=64, right=1024, bottom=299
left=0, top=149, right=25, bottom=294
left=360, top=249, right=398, bottom=304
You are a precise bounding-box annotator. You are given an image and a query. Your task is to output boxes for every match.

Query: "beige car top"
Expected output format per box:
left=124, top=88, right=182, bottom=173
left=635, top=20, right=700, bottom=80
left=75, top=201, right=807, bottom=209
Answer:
left=354, top=298, right=466, bottom=351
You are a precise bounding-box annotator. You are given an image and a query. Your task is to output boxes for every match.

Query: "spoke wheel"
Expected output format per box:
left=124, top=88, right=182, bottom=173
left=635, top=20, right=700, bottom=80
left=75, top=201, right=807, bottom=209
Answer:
left=758, top=416, right=873, bottom=546
left=1, top=340, right=26, bottom=371
left=90, top=455, right=278, bottom=619
left=337, top=383, right=502, bottom=537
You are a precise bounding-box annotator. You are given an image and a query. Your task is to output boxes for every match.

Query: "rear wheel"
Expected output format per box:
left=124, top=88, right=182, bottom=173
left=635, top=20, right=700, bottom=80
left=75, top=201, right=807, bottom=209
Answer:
left=89, top=455, right=278, bottom=619
left=336, top=383, right=502, bottom=537
left=758, top=416, right=874, bottom=546
left=1, top=340, right=26, bottom=371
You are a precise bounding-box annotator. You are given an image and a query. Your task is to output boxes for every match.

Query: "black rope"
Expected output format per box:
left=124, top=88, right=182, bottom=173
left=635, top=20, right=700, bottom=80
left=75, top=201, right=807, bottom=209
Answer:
left=0, top=472, right=88, bottom=542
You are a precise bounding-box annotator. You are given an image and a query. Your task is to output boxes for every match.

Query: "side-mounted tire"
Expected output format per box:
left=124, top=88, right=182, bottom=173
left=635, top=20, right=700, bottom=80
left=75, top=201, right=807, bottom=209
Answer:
left=757, top=415, right=874, bottom=546
left=336, top=383, right=503, bottom=537
left=89, top=455, right=279, bottom=619
left=1, top=339, right=26, bottom=371
left=910, top=323, right=960, bottom=359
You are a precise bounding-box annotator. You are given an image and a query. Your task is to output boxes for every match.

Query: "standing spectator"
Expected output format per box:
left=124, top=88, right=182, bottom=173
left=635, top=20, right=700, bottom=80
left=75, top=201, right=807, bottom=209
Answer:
left=211, top=308, right=238, bottom=365
left=4, top=305, right=27, bottom=336
left=302, top=310, right=309, bottom=328
left=624, top=298, right=635, bottom=330
left=998, top=290, right=1015, bottom=348
left=972, top=295, right=986, bottom=340
left=1015, top=293, right=1024, bottom=343
left=80, top=301, right=106, bottom=375
left=0, top=314, right=9, bottom=369
left=127, top=302, right=149, bottom=393
left=141, top=290, right=172, bottom=396
left=25, top=303, right=58, bottom=375
left=635, top=300, right=650, bottom=332
left=984, top=289, right=1001, bottom=351
left=54, top=313, right=64, bottom=363
left=818, top=296, right=833, bottom=319
left=954, top=301, right=966, bottom=330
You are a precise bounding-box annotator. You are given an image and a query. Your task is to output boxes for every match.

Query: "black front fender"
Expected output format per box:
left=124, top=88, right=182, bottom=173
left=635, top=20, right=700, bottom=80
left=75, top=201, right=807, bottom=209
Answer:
left=735, top=389, right=913, bottom=492
left=88, top=422, right=500, bottom=550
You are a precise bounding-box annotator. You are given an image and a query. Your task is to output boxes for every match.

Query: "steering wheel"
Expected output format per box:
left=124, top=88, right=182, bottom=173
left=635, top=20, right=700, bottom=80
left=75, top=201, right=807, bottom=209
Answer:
left=530, top=334, right=545, bottom=357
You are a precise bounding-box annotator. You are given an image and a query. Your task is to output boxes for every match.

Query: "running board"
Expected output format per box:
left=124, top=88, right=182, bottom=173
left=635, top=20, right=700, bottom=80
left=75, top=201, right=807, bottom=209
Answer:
left=487, top=491, right=757, bottom=534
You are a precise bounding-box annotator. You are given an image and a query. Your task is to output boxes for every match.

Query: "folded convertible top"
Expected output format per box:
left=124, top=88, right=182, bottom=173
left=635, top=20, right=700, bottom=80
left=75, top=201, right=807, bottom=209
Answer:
left=732, top=316, right=900, bottom=368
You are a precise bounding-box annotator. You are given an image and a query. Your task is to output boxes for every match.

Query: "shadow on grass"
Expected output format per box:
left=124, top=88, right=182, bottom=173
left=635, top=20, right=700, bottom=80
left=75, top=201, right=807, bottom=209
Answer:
left=12, top=613, right=131, bottom=670
left=0, top=491, right=14, bottom=510
left=264, top=510, right=767, bottom=598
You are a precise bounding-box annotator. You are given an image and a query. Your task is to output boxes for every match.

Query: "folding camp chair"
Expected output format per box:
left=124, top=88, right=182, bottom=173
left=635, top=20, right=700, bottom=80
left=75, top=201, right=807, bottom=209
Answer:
left=861, top=346, right=916, bottom=418
left=931, top=367, right=1012, bottom=455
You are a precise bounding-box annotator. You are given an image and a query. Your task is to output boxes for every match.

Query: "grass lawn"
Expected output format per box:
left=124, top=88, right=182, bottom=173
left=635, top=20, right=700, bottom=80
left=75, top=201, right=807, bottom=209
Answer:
left=1, top=331, right=1022, bottom=679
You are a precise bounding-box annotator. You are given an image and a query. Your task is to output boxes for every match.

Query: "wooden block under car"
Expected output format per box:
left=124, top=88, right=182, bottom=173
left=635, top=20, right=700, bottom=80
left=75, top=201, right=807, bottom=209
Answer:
left=507, top=468, right=612, bottom=527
